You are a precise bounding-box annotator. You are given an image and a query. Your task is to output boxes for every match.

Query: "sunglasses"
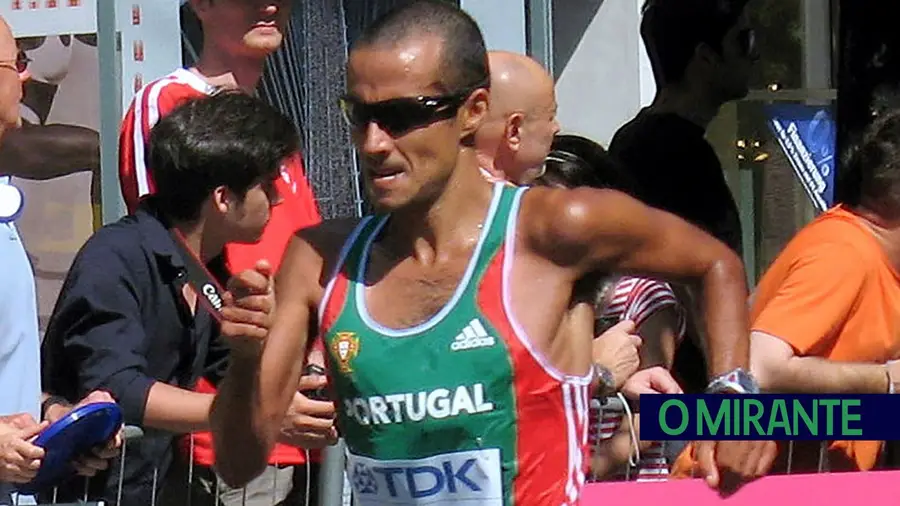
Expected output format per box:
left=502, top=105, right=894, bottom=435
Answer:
left=0, top=51, right=30, bottom=74
left=338, top=83, right=486, bottom=137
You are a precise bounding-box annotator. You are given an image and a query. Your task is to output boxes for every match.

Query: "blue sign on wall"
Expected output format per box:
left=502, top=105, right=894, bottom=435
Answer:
left=766, top=104, right=836, bottom=212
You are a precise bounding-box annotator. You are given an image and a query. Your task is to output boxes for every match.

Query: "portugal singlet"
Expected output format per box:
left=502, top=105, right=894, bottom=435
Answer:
left=319, top=183, right=591, bottom=506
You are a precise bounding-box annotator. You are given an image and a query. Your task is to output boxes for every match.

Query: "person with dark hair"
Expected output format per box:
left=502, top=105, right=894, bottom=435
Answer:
left=609, top=0, right=758, bottom=396
left=727, top=108, right=900, bottom=474
left=543, top=134, right=634, bottom=190
left=118, top=2, right=327, bottom=503
left=39, top=92, right=336, bottom=506
left=211, top=1, right=774, bottom=501
left=539, top=136, right=687, bottom=482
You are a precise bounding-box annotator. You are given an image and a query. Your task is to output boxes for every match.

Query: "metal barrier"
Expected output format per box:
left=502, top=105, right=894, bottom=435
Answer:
left=17, top=421, right=888, bottom=506
left=587, top=395, right=841, bottom=483
left=17, top=426, right=352, bottom=506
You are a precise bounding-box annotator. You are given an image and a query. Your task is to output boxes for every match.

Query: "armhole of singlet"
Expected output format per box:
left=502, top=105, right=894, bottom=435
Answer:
left=500, top=187, right=593, bottom=386
left=317, top=216, right=375, bottom=327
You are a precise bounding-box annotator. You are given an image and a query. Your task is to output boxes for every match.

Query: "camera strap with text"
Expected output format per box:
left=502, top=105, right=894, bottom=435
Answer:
left=169, top=228, right=226, bottom=323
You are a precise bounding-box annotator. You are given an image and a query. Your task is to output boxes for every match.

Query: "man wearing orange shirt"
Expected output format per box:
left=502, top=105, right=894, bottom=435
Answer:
left=118, top=1, right=328, bottom=505
left=747, top=109, right=900, bottom=473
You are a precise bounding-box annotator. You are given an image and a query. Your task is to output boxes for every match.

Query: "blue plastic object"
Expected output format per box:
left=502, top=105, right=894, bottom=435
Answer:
left=17, top=402, right=122, bottom=494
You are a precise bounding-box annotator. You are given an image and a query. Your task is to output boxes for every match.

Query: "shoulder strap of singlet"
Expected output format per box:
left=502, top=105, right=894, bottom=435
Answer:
left=316, top=216, right=382, bottom=324
left=467, top=183, right=528, bottom=285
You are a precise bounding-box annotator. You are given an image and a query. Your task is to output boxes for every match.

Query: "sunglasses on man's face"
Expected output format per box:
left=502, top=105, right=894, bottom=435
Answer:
left=0, top=51, right=30, bottom=75
left=338, top=87, right=477, bottom=137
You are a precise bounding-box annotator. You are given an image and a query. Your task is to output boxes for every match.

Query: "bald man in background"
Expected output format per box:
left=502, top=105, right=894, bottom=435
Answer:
left=475, top=51, right=685, bottom=399
left=475, top=50, right=560, bottom=184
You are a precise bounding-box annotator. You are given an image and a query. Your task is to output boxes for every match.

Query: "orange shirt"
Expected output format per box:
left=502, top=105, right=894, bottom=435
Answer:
left=672, top=205, right=900, bottom=477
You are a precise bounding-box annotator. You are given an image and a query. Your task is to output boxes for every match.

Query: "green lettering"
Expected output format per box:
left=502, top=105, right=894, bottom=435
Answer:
left=820, top=399, right=840, bottom=436
left=767, top=399, right=791, bottom=436
left=660, top=399, right=689, bottom=435
left=841, top=399, right=862, bottom=436
left=698, top=398, right=729, bottom=436
left=793, top=399, right=817, bottom=435
left=743, top=399, right=765, bottom=436
left=731, top=398, right=739, bottom=436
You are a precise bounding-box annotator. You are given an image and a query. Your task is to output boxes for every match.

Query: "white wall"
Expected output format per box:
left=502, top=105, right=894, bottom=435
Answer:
left=460, top=0, right=526, bottom=53
left=553, top=0, right=656, bottom=146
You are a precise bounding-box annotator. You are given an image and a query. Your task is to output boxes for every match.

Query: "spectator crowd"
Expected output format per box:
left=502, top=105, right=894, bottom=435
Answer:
left=1, top=0, right=899, bottom=505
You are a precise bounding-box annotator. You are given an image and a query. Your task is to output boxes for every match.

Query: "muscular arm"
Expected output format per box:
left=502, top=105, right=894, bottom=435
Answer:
left=211, top=234, right=322, bottom=487
left=529, top=188, right=749, bottom=376
left=0, top=124, right=100, bottom=180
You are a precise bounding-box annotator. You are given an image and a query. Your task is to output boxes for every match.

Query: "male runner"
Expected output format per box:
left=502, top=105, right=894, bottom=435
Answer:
left=477, top=50, right=680, bottom=397
left=118, top=1, right=326, bottom=504
left=211, top=2, right=776, bottom=503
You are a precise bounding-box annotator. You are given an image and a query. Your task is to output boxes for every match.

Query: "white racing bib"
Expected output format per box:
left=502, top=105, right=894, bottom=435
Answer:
left=347, top=448, right=503, bottom=505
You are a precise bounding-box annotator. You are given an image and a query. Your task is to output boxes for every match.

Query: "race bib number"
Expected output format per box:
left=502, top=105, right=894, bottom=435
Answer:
left=347, top=448, right=503, bottom=505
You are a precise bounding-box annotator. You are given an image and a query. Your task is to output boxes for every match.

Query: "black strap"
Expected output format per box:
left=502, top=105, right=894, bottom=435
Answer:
left=169, top=229, right=226, bottom=322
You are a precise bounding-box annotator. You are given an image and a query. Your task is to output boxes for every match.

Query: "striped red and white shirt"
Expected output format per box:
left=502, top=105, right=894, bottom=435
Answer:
left=118, top=68, right=322, bottom=467
left=588, top=276, right=686, bottom=482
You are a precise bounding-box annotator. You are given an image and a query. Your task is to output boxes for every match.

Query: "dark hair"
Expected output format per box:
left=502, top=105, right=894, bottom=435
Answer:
left=641, top=0, right=750, bottom=85
left=147, top=91, right=299, bottom=222
left=539, top=134, right=638, bottom=194
left=352, top=0, right=490, bottom=93
left=841, top=107, right=900, bottom=216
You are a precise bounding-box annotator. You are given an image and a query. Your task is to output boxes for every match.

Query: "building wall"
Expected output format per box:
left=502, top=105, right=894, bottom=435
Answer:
left=463, top=0, right=655, bottom=147
left=553, top=0, right=655, bottom=147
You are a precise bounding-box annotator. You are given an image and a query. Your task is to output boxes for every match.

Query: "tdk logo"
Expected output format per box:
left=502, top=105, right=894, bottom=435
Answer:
left=348, top=449, right=503, bottom=505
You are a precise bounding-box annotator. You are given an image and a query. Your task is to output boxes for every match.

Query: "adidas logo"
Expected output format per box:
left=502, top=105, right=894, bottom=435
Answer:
left=451, top=319, right=496, bottom=351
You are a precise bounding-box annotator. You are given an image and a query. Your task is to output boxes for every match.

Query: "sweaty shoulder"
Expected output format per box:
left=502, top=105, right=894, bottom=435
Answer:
left=287, top=218, right=364, bottom=289
left=519, top=186, right=643, bottom=268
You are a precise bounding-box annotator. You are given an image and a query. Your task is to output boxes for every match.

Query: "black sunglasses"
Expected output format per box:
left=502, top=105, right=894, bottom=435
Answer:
left=338, top=82, right=487, bottom=137
left=2, top=51, right=29, bottom=74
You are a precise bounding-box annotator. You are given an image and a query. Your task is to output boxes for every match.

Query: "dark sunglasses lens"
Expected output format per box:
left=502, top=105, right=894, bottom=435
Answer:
left=16, top=52, right=28, bottom=73
left=376, top=101, right=434, bottom=135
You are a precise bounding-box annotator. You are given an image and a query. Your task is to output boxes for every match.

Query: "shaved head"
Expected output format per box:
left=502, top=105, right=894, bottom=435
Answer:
left=475, top=50, right=559, bottom=185
left=487, top=50, right=554, bottom=119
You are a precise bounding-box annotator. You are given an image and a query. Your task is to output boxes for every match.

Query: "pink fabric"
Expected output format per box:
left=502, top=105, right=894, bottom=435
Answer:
left=581, top=471, right=900, bottom=504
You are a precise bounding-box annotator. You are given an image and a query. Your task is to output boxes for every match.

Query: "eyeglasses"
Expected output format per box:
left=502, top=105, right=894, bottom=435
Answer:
left=0, top=51, right=30, bottom=74
left=338, top=82, right=487, bottom=137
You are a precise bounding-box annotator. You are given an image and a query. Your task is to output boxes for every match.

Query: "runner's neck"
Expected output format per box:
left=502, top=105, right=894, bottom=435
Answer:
left=383, top=153, right=495, bottom=264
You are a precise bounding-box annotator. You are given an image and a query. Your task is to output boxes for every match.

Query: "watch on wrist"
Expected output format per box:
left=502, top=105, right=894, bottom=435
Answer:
left=706, top=368, right=760, bottom=394
left=592, top=363, right=616, bottom=397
